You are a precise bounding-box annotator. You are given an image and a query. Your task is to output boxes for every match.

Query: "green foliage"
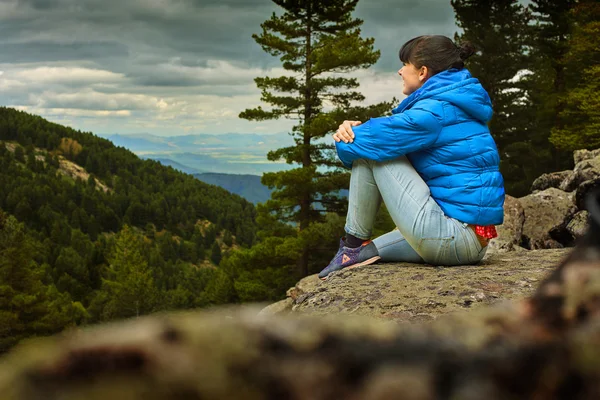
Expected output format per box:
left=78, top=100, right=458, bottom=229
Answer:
left=55, top=246, right=89, bottom=302
left=211, top=242, right=222, bottom=266
left=221, top=236, right=299, bottom=303
left=202, top=268, right=236, bottom=305
left=452, top=0, right=529, bottom=122
left=239, top=0, right=394, bottom=279
left=162, top=263, right=235, bottom=309
left=99, top=226, right=160, bottom=320
left=13, top=146, right=24, bottom=163
left=505, top=0, right=579, bottom=194
left=222, top=212, right=347, bottom=302
left=234, top=267, right=293, bottom=303
left=223, top=230, right=233, bottom=247
left=550, top=1, right=600, bottom=151
left=0, top=210, right=86, bottom=353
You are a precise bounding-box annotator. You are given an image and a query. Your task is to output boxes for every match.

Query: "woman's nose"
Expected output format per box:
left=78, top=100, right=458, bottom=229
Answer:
left=398, top=67, right=403, bottom=76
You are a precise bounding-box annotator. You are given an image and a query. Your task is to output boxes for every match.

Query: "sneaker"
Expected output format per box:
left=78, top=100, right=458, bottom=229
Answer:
left=318, top=238, right=380, bottom=280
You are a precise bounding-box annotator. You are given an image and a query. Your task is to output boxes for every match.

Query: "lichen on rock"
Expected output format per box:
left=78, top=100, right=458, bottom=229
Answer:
left=520, top=188, right=578, bottom=249
left=278, top=249, right=570, bottom=323
left=487, top=194, right=525, bottom=252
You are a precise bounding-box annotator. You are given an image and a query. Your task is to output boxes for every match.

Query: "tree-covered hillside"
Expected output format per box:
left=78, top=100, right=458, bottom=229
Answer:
left=0, top=107, right=258, bottom=352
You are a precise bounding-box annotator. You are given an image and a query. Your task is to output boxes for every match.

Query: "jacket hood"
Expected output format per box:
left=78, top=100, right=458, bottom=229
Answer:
left=392, top=69, right=493, bottom=123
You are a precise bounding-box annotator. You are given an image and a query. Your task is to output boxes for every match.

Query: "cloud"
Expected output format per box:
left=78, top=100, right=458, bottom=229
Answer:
left=129, top=60, right=289, bottom=88
left=0, top=42, right=130, bottom=64
left=15, top=106, right=131, bottom=118
left=32, top=90, right=166, bottom=111
left=13, top=67, right=124, bottom=84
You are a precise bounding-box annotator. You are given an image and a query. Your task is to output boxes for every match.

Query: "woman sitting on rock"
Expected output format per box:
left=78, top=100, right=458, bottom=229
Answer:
left=319, top=35, right=505, bottom=280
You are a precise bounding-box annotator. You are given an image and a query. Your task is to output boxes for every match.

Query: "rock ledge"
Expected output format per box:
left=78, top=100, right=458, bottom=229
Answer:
left=267, top=249, right=571, bottom=322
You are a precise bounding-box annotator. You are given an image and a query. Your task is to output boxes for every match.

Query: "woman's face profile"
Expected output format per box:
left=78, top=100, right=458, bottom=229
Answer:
left=398, top=62, right=427, bottom=96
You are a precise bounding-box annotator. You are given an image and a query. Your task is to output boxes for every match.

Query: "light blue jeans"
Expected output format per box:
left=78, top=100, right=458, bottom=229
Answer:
left=345, top=157, right=487, bottom=265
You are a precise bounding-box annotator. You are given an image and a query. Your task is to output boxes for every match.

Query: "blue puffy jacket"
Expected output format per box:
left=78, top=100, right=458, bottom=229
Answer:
left=336, top=68, right=505, bottom=226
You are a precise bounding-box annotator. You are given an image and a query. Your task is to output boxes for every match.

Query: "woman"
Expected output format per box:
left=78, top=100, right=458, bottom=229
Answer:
left=319, top=35, right=505, bottom=280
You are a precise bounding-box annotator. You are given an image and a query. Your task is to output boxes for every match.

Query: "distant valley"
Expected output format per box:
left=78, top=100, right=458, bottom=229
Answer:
left=150, top=157, right=203, bottom=175
left=193, top=173, right=272, bottom=204
left=99, top=132, right=295, bottom=175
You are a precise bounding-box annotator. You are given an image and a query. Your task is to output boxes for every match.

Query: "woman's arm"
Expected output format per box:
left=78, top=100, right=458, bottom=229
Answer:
left=335, top=101, right=444, bottom=168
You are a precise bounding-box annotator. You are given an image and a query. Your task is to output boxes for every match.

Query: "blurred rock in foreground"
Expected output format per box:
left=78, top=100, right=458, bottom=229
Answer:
left=1, top=236, right=600, bottom=399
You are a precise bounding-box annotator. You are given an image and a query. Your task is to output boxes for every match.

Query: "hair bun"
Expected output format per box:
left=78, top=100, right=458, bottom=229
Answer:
left=458, top=42, right=476, bottom=60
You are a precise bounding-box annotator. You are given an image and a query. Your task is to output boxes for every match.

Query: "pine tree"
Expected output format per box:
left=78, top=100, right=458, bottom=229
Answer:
left=203, top=268, right=236, bottom=305
left=100, top=225, right=159, bottom=320
left=528, top=0, right=578, bottom=118
left=452, top=0, right=539, bottom=196
left=509, top=0, right=578, bottom=188
left=223, top=230, right=233, bottom=247
left=549, top=1, right=600, bottom=151
left=240, top=0, right=393, bottom=276
left=211, top=242, right=222, bottom=266
left=0, top=210, right=84, bottom=352
left=14, top=146, right=24, bottom=163
left=54, top=246, right=89, bottom=302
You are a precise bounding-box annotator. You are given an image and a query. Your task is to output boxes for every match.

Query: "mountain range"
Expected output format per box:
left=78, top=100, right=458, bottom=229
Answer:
left=193, top=173, right=272, bottom=205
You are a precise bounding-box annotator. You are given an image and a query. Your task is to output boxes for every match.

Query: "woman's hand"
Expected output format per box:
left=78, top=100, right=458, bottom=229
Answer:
left=333, top=120, right=362, bottom=143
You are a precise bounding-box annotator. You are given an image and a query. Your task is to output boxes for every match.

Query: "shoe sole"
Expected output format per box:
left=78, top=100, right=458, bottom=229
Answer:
left=320, top=256, right=381, bottom=281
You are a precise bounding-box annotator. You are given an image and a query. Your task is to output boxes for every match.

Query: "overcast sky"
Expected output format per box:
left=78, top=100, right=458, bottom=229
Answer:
left=0, top=0, right=458, bottom=136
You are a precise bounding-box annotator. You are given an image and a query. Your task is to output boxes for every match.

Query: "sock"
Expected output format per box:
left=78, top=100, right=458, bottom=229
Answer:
left=344, top=233, right=368, bottom=248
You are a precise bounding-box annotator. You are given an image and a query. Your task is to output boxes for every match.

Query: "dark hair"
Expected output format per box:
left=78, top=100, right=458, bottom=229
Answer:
left=399, top=35, right=475, bottom=75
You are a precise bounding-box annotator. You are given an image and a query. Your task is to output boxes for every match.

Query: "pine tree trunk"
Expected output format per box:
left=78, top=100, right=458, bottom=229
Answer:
left=297, top=4, right=313, bottom=277
left=295, top=249, right=309, bottom=278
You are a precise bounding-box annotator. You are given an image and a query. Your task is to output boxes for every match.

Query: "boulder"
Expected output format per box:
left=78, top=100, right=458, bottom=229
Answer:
left=574, top=148, right=600, bottom=164
left=258, top=298, right=293, bottom=315
left=487, top=195, right=525, bottom=253
left=566, top=210, right=590, bottom=240
left=576, top=178, right=600, bottom=211
left=560, top=156, right=600, bottom=192
left=520, top=188, right=578, bottom=249
left=286, top=273, right=320, bottom=301
left=530, top=170, right=571, bottom=192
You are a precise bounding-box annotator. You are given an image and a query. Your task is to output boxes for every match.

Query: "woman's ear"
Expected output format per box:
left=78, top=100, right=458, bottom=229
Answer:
left=419, top=66, right=430, bottom=82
